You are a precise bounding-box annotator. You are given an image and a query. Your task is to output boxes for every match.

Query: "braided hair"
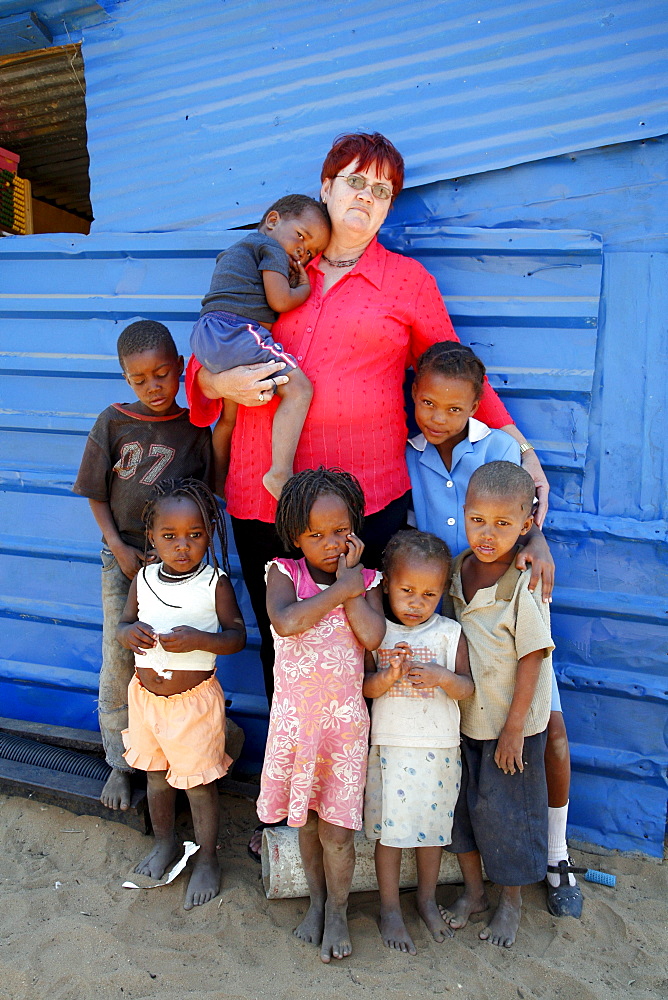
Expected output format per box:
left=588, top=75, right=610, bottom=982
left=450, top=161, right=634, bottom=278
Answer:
left=416, top=341, right=486, bottom=401
left=382, top=529, right=451, bottom=579
left=141, top=477, right=230, bottom=579
left=275, top=467, right=365, bottom=550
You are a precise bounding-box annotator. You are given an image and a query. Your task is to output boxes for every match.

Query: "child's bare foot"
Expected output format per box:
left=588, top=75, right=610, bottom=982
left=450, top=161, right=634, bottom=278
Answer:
left=294, top=901, right=325, bottom=945
left=320, top=902, right=351, bottom=963
left=184, top=853, right=220, bottom=910
left=379, top=905, right=417, bottom=955
left=417, top=898, right=454, bottom=943
left=134, top=834, right=181, bottom=880
left=479, top=890, right=522, bottom=948
left=439, top=886, right=489, bottom=929
left=100, top=768, right=131, bottom=810
left=262, top=466, right=291, bottom=501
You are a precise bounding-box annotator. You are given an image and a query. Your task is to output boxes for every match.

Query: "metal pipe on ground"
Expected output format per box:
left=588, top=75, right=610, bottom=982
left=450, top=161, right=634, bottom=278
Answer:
left=261, top=826, right=478, bottom=899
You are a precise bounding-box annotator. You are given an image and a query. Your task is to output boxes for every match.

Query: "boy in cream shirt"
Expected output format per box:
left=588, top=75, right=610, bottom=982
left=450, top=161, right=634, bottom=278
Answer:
left=444, top=461, right=554, bottom=949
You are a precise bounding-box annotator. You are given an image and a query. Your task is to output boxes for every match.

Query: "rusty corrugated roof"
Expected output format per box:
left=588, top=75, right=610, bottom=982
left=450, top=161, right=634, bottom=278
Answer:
left=0, top=44, right=91, bottom=218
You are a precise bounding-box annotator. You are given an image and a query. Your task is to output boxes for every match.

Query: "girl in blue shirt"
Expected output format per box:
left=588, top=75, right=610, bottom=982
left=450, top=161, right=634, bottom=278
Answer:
left=406, top=341, right=583, bottom=920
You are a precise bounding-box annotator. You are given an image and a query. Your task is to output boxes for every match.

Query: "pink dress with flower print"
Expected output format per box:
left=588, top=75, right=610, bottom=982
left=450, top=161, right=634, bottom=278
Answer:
left=257, top=557, right=381, bottom=830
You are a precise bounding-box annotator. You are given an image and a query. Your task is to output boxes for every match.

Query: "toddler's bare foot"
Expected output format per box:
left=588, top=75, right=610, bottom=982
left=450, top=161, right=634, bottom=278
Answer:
left=134, top=834, right=181, bottom=880
left=417, top=897, right=454, bottom=943
left=262, top=466, right=291, bottom=501
left=379, top=905, right=416, bottom=955
left=320, top=903, right=351, bottom=963
left=294, top=901, right=325, bottom=945
left=479, top=890, right=522, bottom=948
left=101, top=768, right=131, bottom=811
left=184, top=853, right=220, bottom=910
left=439, top=886, right=489, bottom=929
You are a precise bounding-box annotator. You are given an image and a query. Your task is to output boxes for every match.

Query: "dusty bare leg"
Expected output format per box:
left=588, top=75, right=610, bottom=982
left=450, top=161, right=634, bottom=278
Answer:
left=374, top=842, right=416, bottom=954
left=294, top=810, right=326, bottom=945
left=479, top=885, right=522, bottom=948
left=416, top=846, right=453, bottom=943
left=262, top=368, right=312, bottom=500
left=212, top=403, right=237, bottom=498
left=439, top=850, right=489, bottom=929
left=319, top=818, right=355, bottom=964
left=134, top=770, right=180, bottom=878
left=184, top=781, right=221, bottom=910
left=101, top=768, right=132, bottom=811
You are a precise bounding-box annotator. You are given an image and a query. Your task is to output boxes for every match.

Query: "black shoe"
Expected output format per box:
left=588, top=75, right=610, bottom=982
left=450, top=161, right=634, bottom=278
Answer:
left=545, top=858, right=586, bottom=918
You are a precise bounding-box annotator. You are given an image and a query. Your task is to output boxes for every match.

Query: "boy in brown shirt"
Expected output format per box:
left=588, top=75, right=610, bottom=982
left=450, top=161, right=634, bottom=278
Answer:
left=444, top=461, right=554, bottom=948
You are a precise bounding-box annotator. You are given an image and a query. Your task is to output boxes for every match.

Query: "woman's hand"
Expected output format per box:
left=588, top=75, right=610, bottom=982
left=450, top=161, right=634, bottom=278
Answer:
left=521, top=448, right=550, bottom=528
left=197, top=361, right=290, bottom=406
left=515, top=526, right=555, bottom=602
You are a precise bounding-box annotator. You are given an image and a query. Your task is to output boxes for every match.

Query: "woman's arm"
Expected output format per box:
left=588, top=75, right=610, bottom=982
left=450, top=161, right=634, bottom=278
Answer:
left=196, top=360, right=290, bottom=404
left=158, top=576, right=246, bottom=656
left=344, top=581, right=386, bottom=651
left=499, top=426, right=550, bottom=527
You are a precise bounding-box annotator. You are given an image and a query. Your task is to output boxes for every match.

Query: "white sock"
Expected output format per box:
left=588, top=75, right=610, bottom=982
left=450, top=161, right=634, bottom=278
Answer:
left=547, top=802, right=576, bottom=887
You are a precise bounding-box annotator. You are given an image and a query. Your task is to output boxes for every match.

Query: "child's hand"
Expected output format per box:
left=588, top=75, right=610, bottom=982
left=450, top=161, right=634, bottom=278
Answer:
left=114, top=543, right=146, bottom=581
left=335, top=553, right=365, bottom=601
left=122, top=621, right=157, bottom=655
left=385, top=642, right=413, bottom=681
left=494, top=725, right=525, bottom=775
left=288, top=257, right=309, bottom=288
left=344, top=532, right=364, bottom=568
left=158, top=627, right=202, bottom=654
left=408, top=660, right=449, bottom=690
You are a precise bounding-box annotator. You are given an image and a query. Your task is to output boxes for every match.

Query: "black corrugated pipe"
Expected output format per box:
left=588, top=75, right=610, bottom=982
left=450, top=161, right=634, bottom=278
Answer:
left=0, top=732, right=111, bottom=782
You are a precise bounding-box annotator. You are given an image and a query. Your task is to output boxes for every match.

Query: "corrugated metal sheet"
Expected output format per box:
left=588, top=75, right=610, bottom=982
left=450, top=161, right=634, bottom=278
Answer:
left=80, top=0, right=668, bottom=232
left=0, top=44, right=91, bottom=217
left=0, top=224, right=606, bottom=783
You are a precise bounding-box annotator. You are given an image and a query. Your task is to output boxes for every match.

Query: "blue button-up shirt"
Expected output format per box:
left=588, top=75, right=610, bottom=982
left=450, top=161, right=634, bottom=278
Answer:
left=406, top=417, right=521, bottom=556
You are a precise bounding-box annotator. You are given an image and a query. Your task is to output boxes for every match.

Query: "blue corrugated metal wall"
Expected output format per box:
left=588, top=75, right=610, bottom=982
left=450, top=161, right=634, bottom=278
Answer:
left=0, top=0, right=666, bottom=855
left=77, top=0, right=668, bottom=231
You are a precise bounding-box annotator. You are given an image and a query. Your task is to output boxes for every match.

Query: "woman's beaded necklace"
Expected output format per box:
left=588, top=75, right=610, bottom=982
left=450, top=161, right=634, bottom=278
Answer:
left=321, top=252, right=363, bottom=268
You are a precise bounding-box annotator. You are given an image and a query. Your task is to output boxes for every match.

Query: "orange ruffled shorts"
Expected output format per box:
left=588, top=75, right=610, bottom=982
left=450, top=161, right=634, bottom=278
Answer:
left=122, top=673, right=232, bottom=789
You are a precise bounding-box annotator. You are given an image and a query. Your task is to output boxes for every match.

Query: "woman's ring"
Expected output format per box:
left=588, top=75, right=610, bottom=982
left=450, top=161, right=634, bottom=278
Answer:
left=258, top=391, right=265, bottom=402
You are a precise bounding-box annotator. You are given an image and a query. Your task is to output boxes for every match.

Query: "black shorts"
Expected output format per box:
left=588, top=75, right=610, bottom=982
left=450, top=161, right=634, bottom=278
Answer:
left=446, top=730, right=548, bottom=886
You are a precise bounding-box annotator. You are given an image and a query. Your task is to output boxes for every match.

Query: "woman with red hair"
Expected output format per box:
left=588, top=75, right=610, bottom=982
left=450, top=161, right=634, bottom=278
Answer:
left=186, top=133, right=552, bottom=919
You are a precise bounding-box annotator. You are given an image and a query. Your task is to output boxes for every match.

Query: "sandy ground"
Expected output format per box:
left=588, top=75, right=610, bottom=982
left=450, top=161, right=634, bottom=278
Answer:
left=0, top=791, right=666, bottom=1000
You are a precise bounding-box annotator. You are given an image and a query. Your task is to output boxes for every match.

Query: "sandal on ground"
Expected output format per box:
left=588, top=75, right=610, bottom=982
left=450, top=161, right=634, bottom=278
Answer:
left=545, top=858, right=586, bottom=918
left=247, top=818, right=288, bottom=863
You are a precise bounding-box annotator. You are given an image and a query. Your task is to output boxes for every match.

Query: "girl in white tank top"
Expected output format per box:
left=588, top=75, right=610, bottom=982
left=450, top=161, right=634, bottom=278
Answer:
left=117, top=478, right=246, bottom=911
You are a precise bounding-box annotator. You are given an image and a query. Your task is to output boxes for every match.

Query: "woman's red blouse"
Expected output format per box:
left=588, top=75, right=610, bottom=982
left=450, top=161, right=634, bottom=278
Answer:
left=186, top=238, right=512, bottom=523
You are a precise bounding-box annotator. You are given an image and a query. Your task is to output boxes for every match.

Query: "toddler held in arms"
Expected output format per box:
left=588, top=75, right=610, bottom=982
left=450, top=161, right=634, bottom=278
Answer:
left=187, top=195, right=330, bottom=499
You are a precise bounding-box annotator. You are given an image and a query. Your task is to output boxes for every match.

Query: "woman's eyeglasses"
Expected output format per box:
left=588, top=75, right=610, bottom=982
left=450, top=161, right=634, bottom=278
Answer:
left=336, top=173, right=392, bottom=201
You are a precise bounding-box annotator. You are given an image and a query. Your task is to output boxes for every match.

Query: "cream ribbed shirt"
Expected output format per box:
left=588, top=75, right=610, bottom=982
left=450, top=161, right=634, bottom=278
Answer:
left=450, top=553, right=554, bottom=740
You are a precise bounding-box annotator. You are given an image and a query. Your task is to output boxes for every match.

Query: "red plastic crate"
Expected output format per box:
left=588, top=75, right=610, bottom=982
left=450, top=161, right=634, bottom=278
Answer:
left=0, top=147, right=19, bottom=173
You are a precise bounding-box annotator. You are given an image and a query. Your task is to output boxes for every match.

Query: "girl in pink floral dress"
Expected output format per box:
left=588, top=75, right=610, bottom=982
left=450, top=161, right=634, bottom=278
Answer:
left=258, top=467, right=385, bottom=963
